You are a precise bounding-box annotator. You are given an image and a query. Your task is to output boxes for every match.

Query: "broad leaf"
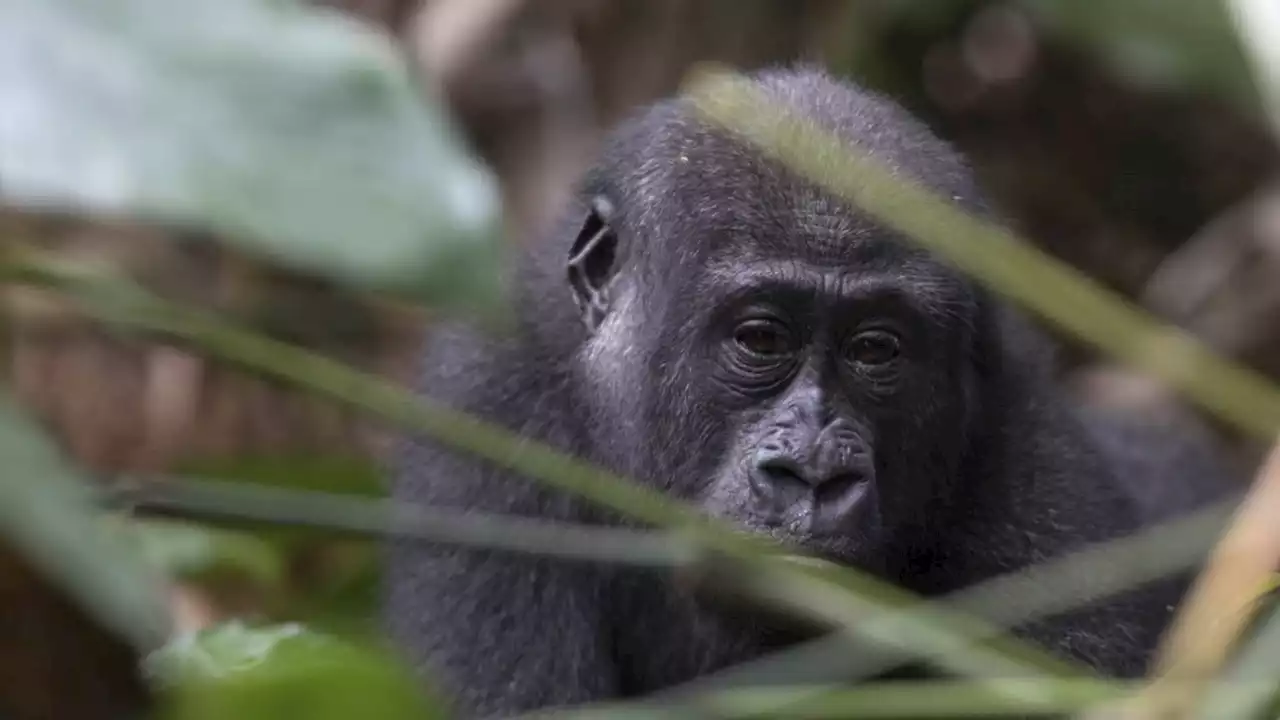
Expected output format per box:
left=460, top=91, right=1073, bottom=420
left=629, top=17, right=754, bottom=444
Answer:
left=179, top=453, right=385, bottom=498
left=128, top=518, right=286, bottom=592
left=0, top=392, right=171, bottom=652
left=148, top=622, right=447, bottom=720
left=0, top=0, right=506, bottom=315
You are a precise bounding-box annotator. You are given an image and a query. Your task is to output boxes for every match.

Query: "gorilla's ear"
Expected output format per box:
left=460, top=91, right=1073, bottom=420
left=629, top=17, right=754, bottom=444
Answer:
left=567, top=195, right=620, bottom=332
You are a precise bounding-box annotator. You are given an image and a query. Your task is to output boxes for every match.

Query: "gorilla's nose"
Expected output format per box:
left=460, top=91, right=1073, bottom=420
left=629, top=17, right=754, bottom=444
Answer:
left=756, top=457, right=797, bottom=484
left=757, top=456, right=849, bottom=490
left=753, top=455, right=871, bottom=517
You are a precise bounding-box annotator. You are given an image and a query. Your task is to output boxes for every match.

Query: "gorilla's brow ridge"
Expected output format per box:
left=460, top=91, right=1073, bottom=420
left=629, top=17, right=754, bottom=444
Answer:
left=700, top=257, right=964, bottom=320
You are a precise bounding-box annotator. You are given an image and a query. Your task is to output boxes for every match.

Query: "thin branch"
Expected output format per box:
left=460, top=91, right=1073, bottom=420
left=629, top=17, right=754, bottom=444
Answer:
left=106, top=477, right=695, bottom=569
left=1196, top=599, right=1280, bottom=719
left=1129, top=439, right=1280, bottom=719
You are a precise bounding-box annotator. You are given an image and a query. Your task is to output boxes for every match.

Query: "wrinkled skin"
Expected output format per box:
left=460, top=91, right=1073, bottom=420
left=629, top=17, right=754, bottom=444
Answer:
left=384, top=67, right=1235, bottom=718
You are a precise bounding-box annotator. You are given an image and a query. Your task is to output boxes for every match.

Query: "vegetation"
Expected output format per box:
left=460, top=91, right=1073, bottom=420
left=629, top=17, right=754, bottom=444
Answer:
left=1, top=0, right=1278, bottom=718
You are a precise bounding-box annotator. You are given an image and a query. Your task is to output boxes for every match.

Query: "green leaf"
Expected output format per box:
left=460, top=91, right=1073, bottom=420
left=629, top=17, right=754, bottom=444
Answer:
left=173, top=453, right=386, bottom=558
left=177, top=453, right=386, bottom=498
left=0, top=0, right=507, bottom=316
left=126, top=518, right=286, bottom=592
left=0, top=392, right=171, bottom=652
left=148, top=622, right=448, bottom=720
left=1024, top=0, right=1264, bottom=115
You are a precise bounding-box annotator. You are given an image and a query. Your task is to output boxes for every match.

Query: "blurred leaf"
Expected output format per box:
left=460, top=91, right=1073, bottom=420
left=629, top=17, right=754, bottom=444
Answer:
left=178, top=453, right=386, bottom=497
left=1185, top=575, right=1280, bottom=719
left=148, top=622, right=447, bottom=720
left=285, top=541, right=382, bottom=639
left=1261, top=573, right=1280, bottom=597
left=1228, top=0, right=1280, bottom=129
left=172, top=454, right=385, bottom=568
left=126, top=518, right=286, bottom=592
left=0, top=392, right=170, bottom=652
left=140, top=457, right=384, bottom=629
left=1025, top=0, right=1264, bottom=114
left=0, top=0, right=507, bottom=316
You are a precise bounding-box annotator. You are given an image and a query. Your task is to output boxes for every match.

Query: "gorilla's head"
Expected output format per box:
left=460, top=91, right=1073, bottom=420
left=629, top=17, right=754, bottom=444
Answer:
left=562, top=68, right=1002, bottom=569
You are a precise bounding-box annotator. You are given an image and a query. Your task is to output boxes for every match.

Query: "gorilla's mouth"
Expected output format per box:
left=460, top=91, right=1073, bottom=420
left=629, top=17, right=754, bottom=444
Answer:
left=703, top=477, right=882, bottom=568
left=713, top=479, right=881, bottom=568
left=741, top=517, right=876, bottom=568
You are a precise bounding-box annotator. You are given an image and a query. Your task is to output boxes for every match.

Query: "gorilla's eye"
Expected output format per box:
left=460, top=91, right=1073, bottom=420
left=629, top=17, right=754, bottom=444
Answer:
left=846, top=330, right=900, bottom=367
left=733, top=319, right=793, bottom=359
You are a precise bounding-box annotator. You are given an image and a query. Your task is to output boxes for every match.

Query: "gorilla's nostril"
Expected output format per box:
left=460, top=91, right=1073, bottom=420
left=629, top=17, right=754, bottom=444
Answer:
left=757, top=458, right=809, bottom=488
left=757, top=457, right=865, bottom=494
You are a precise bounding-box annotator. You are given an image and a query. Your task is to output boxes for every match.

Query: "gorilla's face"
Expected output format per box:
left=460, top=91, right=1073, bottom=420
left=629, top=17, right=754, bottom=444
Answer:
left=661, top=236, right=982, bottom=568
left=570, top=130, right=986, bottom=570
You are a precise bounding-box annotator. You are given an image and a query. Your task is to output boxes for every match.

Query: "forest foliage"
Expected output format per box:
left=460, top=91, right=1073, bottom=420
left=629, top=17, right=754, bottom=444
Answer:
left=1, top=0, right=1279, bottom=718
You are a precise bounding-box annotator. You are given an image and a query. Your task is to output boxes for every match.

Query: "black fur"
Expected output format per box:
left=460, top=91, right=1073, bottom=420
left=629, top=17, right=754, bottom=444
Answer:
left=384, top=67, right=1234, bottom=717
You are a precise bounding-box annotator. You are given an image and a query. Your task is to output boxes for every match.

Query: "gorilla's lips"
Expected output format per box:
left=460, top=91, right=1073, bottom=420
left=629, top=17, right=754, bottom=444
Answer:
left=771, top=525, right=878, bottom=567
left=736, top=513, right=882, bottom=569
left=735, top=471, right=882, bottom=567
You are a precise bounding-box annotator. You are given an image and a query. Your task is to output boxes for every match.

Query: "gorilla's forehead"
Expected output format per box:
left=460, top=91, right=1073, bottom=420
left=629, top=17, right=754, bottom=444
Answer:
left=645, top=133, right=959, bottom=279
left=618, top=132, right=974, bottom=313
left=585, top=69, right=993, bottom=316
left=612, top=117, right=984, bottom=260
left=594, top=68, right=991, bottom=255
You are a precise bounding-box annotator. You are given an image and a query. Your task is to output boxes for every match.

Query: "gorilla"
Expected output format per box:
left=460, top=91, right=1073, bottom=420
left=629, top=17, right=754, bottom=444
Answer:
left=385, top=66, right=1235, bottom=717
